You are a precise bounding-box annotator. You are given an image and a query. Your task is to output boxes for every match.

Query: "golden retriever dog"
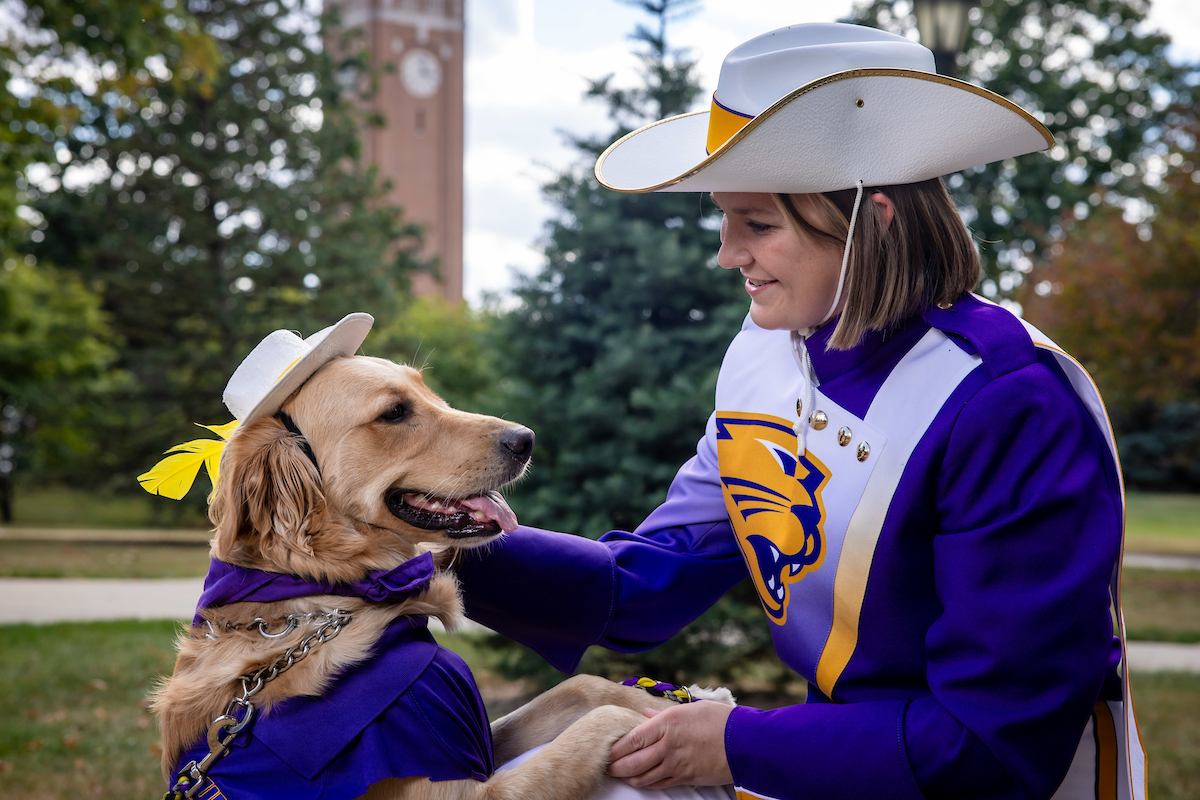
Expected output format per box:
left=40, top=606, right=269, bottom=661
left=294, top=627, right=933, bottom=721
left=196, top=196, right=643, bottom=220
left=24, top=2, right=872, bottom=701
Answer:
left=151, top=354, right=690, bottom=800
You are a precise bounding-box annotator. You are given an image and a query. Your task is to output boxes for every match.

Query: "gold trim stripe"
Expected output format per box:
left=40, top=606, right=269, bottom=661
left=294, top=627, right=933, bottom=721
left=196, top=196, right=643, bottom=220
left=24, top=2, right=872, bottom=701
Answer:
left=276, top=355, right=304, bottom=382
left=813, top=329, right=981, bottom=697
left=595, top=68, right=1055, bottom=194
left=1094, top=701, right=1118, bottom=800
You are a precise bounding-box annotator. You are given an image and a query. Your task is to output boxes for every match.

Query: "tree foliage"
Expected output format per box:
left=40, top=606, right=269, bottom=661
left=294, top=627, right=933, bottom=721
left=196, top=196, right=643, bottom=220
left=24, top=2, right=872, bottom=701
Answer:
left=483, top=0, right=781, bottom=687
left=497, top=0, right=745, bottom=536
left=0, top=259, right=121, bottom=519
left=1023, top=122, right=1200, bottom=490
left=845, top=0, right=1198, bottom=304
left=18, top=0, right=426, bottom=487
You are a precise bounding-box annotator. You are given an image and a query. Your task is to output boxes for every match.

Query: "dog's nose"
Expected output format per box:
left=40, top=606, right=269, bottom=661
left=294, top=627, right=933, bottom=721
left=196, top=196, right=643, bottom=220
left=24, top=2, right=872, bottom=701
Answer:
left=500, top=426, right=535, bottom=463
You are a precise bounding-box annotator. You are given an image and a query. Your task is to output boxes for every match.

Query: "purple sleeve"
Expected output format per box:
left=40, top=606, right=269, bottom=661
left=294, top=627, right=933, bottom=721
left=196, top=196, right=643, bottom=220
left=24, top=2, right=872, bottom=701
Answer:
left=458, top=427, right=747, bottom=672
left=726, top=360, right=1122, bottom=800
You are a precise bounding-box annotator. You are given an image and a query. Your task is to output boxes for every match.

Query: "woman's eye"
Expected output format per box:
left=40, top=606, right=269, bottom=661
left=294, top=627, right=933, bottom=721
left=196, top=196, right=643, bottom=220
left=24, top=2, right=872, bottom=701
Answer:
left=747, top=221, right=772, bottom=233
left=379, top=403, right=408, bottom=422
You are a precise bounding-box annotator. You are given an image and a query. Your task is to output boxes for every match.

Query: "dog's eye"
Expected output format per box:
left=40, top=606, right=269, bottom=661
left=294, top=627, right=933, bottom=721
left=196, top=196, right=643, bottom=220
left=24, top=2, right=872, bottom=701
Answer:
left=379, top=403, right=409, bottom=422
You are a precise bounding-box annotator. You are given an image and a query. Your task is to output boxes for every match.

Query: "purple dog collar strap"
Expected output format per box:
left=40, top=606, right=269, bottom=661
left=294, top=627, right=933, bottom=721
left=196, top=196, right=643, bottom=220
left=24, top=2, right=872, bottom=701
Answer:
left=193, top=552, right=436, bottom=627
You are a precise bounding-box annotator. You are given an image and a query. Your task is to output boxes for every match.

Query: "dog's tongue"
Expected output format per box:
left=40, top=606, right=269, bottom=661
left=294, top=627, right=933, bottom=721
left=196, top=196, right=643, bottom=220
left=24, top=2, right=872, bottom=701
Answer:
left=461, top=492, right=518, bottom=532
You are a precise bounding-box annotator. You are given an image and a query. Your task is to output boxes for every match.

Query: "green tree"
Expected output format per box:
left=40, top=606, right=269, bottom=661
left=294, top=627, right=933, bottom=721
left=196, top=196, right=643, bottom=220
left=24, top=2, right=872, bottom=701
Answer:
left=844, top=0, right=1197, bottom=305
left=484, top=0, right=781, bottom=689
left=0, top=0, right=220, bottom=254
left=0, top=259, right=120, bottom=520
left=1023, top=122, right=1200, bottom=489
left=499, top=0, right=745, bottom=536
left=0, top=2, right=218, bottom=503
left=23, top=0, right=427, bottom=487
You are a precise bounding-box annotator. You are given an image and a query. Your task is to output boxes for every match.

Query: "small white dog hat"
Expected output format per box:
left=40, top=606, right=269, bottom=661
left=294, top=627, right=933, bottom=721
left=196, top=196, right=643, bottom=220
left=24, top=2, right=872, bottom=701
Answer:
left=224, top=312, right=374, bottom=424
left=139, top=313, right=374, bottom=499
left=595, top=22, right=1053, bottom=194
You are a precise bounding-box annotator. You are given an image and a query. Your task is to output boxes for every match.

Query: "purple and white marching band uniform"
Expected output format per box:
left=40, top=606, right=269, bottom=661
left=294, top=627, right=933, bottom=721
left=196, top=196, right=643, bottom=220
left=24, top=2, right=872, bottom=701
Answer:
left=460, top=294, right=1145, bottom=800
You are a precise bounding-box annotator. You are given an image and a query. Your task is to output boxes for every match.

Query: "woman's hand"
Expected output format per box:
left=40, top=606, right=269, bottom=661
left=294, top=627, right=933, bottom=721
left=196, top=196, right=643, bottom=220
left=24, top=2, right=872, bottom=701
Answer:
left=608, top=699, right=735, bottom=788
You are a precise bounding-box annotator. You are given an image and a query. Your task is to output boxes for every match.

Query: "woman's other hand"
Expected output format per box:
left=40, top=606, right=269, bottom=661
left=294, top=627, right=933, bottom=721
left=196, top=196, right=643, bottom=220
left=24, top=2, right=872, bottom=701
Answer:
left=608, top=699, right=735, bottom=788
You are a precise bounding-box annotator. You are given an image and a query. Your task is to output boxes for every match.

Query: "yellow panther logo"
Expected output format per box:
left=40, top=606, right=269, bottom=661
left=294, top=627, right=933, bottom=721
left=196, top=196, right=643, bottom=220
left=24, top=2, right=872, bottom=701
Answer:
left=716, top=412, right=830, bottom=625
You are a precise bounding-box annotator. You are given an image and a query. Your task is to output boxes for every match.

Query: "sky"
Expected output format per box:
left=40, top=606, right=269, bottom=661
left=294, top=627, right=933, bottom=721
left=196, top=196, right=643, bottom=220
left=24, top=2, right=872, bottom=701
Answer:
left=459, top=0, right=1200, bottom=305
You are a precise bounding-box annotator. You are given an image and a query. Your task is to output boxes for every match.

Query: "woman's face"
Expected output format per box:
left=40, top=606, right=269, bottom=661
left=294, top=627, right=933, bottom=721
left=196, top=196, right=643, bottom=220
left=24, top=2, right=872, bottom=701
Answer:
left=713, top=192, right=844, bottom=332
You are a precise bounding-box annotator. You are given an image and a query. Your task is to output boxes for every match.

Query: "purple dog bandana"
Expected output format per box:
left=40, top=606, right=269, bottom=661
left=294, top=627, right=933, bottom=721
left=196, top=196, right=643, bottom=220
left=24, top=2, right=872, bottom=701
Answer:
left=192, top=551, right=436, bottom=626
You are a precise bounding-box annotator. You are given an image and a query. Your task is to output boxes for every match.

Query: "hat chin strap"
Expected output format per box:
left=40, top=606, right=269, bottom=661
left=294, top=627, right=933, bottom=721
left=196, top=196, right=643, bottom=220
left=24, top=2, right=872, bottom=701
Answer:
left=817, top=179, right=865, bottom=328
left=794, top=180, right=864, bottom=459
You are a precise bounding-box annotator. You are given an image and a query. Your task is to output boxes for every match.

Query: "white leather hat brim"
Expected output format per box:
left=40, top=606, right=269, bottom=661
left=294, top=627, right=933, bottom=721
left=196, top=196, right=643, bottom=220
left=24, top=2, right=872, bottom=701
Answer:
left=230, top=312, right=374, bottom=425
left=596, top=69, right=1053, bottom=194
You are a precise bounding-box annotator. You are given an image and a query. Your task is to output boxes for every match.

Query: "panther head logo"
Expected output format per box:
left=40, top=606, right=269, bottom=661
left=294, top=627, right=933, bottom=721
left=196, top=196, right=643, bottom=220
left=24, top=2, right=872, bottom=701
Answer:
left=716, top=412, right=830, bottom=625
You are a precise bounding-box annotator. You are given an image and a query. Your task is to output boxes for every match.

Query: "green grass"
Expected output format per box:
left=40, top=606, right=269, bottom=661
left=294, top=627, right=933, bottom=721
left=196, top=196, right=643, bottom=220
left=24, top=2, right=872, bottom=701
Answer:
left=1122, top=569, right=1200, bottom=644
left=0, top=540, right=211, bottom=579
left=1125, top=492, right=1200, bottom=556
left=0, top=620, right=180, bottom=800
left=1132, top=672, right=1200, bottom=800
left=0, top=621, right=1196, bottom=800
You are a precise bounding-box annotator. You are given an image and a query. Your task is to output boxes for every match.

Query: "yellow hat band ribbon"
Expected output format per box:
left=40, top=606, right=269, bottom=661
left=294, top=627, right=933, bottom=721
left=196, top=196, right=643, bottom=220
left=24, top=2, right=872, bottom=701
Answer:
left=706, top=94, right=754, bottom=155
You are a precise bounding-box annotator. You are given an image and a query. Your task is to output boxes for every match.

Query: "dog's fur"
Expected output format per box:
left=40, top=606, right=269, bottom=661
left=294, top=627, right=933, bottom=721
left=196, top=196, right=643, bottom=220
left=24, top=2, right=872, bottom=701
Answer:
left=151, top=355, right=681, bottom=800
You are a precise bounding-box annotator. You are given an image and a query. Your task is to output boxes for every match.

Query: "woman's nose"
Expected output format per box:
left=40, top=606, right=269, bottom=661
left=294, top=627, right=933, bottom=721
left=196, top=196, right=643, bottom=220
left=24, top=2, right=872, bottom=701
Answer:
left=716, top=217, right=747, bottom=270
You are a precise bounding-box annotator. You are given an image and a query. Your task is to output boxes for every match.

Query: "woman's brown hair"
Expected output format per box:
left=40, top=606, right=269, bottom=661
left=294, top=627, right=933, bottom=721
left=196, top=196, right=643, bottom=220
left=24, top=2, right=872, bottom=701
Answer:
left=773, top=177, right=979, bottom=350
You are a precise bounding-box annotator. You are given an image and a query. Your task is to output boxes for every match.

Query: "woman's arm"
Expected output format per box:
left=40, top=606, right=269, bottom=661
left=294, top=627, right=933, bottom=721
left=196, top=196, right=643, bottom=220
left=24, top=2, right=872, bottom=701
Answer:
left=457, top=418, right=748, bottom=671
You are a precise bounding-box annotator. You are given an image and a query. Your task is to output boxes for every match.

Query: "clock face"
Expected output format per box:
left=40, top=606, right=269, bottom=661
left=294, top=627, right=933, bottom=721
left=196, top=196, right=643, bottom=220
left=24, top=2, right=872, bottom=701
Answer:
left=401, top=49, right=442, bottom=98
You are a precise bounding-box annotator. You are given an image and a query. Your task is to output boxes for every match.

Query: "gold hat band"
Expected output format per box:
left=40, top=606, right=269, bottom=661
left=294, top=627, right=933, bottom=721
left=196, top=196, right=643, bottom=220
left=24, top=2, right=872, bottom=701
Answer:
left=705, top=95, right=754, bottom=155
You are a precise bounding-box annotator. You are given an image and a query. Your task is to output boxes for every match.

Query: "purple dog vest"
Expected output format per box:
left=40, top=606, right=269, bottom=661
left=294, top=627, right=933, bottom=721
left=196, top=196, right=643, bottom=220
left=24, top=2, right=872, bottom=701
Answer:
left=173, top=556, right=494, bottom=799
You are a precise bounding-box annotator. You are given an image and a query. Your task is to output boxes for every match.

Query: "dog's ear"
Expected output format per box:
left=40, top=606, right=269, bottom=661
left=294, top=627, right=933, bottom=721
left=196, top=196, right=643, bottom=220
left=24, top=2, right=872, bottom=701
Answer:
left=209, top=415, right=326, bottom=565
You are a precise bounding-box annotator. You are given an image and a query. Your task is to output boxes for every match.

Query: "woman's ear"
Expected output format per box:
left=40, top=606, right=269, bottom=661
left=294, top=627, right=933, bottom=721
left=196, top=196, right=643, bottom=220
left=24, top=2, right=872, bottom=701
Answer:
left=208, top=416, right=325, bottom=565
left=871, top=192, right=895, bottom=230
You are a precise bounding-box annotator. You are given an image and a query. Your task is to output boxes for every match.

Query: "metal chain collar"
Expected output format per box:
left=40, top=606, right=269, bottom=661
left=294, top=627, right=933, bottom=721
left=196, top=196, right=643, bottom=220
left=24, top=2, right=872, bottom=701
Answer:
left=204, top=610, right=349, bottom=640
left=163, top=609, right=353, bottom=800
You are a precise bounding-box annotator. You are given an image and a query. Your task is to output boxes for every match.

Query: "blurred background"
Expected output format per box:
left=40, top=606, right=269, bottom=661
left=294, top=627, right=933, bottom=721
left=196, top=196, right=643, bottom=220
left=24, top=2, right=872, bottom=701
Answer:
left=1, top=0, right=1198, bottom=797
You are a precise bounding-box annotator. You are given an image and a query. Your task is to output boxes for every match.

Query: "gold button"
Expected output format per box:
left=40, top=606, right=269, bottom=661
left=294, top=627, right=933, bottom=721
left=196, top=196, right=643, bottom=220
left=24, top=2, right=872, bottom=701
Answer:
left=809, top=410, right=828, bottom=431
left=937, top=301, right=953, bottom=310
left=857, top=442, right=871, bottom=462
left=837, top=427, right=852, bottom=446
left=855, top=98, right=865, bottom=108
left=795, top=397, right=803, bottom=416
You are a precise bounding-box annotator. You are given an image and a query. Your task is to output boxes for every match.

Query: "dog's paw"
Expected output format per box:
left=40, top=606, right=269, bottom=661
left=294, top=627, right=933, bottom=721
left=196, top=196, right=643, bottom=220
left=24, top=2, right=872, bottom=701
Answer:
left=687, top=685, right=737, bottom=706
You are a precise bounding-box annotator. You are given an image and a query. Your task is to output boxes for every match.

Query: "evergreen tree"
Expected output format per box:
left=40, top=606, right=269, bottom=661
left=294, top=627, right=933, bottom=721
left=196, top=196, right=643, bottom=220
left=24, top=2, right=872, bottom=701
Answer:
left=24, top=0, right=426, bottom=488
left=486, top=1, right=781, bottom=688
left=844, top=0, right=1197, bottom=305
left=498, top=0, right=744, bottom=535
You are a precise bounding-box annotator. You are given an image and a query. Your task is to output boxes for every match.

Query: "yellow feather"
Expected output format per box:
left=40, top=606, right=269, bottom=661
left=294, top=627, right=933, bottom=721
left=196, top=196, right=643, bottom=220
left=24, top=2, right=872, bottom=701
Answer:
left=138, top=420, right=239, bottom=500
left=137, top=449, right=209, bottom=500
left=199, top=420, right=240, bottom=440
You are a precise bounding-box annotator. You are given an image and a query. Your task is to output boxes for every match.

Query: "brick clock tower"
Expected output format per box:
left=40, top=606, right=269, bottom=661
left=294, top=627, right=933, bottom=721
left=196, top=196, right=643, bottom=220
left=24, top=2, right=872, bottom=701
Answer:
left=330, top=0, right=465, bottom=303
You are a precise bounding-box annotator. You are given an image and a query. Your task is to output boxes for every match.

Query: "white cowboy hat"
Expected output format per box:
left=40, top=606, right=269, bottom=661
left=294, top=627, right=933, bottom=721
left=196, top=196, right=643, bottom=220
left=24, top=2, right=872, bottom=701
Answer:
left=223, top=312, right=374, bottom=425
left=595, top=22, right=1053, bottom=194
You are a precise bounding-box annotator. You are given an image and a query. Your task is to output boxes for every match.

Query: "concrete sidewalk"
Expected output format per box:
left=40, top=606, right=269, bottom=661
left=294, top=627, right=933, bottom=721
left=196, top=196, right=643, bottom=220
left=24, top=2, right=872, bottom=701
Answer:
left=1, top=575, right=1198, bottom=673
left=0, top=576, right=480, bottom=633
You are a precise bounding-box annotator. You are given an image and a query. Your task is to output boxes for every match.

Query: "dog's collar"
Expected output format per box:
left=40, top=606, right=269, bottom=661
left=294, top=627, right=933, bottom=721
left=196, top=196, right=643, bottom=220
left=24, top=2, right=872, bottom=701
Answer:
left=276, top=411, right=320, bottom=474
left=192, top=552, right=437, bottom=628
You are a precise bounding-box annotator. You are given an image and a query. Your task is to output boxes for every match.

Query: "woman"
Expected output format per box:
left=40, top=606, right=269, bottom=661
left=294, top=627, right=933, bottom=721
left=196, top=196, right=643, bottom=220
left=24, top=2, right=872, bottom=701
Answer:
left=459, top=23, right=1143, bottom=800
